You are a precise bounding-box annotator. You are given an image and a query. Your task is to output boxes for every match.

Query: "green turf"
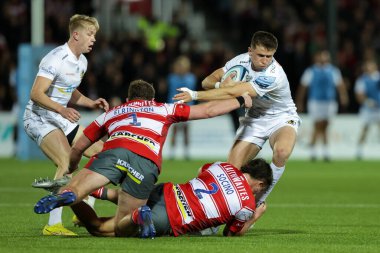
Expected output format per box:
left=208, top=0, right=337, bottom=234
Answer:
left=0, top=158, right=379, bottom=253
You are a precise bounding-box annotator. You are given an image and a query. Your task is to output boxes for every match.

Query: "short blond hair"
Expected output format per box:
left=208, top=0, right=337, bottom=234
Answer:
left=69, top=14, right=99, bottom=34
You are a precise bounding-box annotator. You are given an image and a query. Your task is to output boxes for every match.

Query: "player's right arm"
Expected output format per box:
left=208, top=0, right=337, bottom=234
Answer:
left=30, top=76, right=81, bottom=123
left=69, top=133, right=93, bottom=173
left=188, top=92, right=252, bottom=120
left=173, top=82, right=257, bottom=103
left=68, top=112, right=107, bottom=173
left=201, top=68, right=224, bottom=90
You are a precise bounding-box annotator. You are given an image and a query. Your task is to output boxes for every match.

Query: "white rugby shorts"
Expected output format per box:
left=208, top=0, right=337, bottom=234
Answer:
left=23, top=107, right=78, bottom=145
left=359, top=107, right=380, bottom=124
left=235, top=114, right=301, bottom=148
left=307, top=100, right=337, bottom=121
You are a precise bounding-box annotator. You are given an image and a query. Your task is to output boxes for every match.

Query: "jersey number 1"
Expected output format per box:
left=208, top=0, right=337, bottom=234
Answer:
left=128, top=113, right=141, bottom=126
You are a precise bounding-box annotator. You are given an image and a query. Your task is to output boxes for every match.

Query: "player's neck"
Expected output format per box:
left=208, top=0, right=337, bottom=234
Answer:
left=67, top=39, right=81, bottom=59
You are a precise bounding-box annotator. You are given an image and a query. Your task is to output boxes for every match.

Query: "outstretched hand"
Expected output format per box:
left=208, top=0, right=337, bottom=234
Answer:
left=60, top=107, right=81, bottom=123
left=173, top=87, right=198, bottom=103
left=94, top=98, right=109, bottom=111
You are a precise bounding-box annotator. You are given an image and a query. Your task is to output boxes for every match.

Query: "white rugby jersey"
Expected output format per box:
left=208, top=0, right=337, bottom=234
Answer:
left=164, top=162, right=256, bottom=236
left=83, top=99, right=190, bottom=170
left=224, top=53, right=297, bottom=118
left=26, top=43, right=87, bottom=111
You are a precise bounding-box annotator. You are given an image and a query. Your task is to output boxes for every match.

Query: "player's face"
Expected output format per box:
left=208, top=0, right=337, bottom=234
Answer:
left=248, top=45, right=276, bottom=71
left=250, top=179, right=265, bottom=195
left=76, top=25, right=97, bottom=54
left=244, top=174, right=266, bottom=195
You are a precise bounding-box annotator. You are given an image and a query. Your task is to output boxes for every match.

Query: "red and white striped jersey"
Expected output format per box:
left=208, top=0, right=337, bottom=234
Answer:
left=83, top=99, right=190, bottom=170
left=164, top=162, right=256, bottom=236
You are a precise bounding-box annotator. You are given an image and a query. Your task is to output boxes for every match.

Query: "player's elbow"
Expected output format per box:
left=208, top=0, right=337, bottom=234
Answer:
left=203, top=105, right=221, bottom=118
left=30, top=88, right=41, bottom=103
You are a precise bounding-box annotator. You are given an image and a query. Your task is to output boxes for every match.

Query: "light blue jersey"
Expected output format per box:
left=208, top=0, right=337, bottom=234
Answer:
left=300, top=64, right=342, bottom=101
left=167, top=73, right=196, bottom=105
left=354, top=71, right=380, bottom=109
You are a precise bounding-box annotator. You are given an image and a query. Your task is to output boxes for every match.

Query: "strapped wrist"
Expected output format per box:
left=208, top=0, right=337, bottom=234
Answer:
left=236, top=96, right=245, bottom=107
left=214, top=82, right=221, bottom=89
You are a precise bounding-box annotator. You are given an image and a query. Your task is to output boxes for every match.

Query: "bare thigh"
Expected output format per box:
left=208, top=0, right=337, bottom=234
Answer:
left=228, top=140, right=261, bottom=168
left=40, top=129, right=71, bottom=179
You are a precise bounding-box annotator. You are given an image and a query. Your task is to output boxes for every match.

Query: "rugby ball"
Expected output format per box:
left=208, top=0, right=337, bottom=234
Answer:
left=221, top=65, right=249, bottom=82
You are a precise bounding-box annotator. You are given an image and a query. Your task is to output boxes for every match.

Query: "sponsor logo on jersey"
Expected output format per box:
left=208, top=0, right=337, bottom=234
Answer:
left=57, top=86, right=75, bottom=94
left=255, top=76, right=276, bottom=89
left=113, top=106, right=154, bottom=116
left=224, top=165, right=250, bottom=201
left=286, top=119, right=297, bottom=126
left=115, top=159, right=144, bottom=184
left=41, top=66, right=56, bottom=76
left=109, top=131, right=159, bottom=154
left=216, top=173, right=234, bottom=195
left=173, top=184, right=194, bottom=223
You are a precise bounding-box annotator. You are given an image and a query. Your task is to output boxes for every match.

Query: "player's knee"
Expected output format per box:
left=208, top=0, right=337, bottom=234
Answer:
left=273, top=146, right=291, bottom=162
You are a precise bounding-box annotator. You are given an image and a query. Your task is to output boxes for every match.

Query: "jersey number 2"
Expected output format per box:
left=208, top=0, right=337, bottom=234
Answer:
left=195, top=182, right=219, bottom=199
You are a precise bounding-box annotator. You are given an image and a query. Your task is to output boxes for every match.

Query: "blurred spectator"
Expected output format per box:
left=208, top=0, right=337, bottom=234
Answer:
left=166, top=55, right=196, bottom=160
left=1, top=0, right=380, bottom=116
left=296, top=50, right=349, bottom=161
left=137, top=16, right=179, bottom=52
left=354, top=59, right=380, bottom=160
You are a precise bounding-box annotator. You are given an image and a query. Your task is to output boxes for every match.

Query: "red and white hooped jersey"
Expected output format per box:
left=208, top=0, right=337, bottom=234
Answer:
left=83, top=99, right=190, bottom=171
left=164, top=162, right=256, bottom=236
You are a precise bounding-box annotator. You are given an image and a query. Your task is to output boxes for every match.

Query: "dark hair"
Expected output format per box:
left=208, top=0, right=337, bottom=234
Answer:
left=241, top=158, right=273, bottom=190
left=251, top=31, right=278, bottom=51
left=128, top=79, right=155, bottom=100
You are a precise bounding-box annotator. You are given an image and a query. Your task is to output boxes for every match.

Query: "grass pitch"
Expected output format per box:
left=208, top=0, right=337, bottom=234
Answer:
left=0, top=158, right=379, bottom=253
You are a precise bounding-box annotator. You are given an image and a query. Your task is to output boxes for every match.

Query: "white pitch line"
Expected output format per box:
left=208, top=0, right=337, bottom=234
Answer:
left=270, top=203, right=380, bottom=208
left=0, top=203, right=379, bottom=208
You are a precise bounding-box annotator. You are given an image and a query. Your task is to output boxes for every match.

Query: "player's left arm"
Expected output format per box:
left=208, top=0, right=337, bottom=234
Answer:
left=234, top=202, right=267, bottom=236
left=70, top=89, right=109, bottom=111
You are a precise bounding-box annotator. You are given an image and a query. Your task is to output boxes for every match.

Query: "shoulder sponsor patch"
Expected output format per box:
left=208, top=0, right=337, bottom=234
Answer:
left=254, top=76, right=276, bottom=88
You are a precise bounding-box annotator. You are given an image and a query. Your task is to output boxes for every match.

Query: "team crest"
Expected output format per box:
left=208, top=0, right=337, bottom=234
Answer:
left=286, top=120, right=297, bottom=126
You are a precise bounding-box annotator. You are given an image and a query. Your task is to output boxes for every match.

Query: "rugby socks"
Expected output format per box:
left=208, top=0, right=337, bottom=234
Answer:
left=90, top=187, right=108, bottom=200
left=131, top=209, right=139, bottom=224
left=322, top=145, right=330, bottom=161
left=48, top=207, right=63, bottom=226
left=257, top=163, right=285, bottom=206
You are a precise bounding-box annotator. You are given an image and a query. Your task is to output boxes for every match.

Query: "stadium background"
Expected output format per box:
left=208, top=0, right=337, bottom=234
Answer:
left=0, top=0, right=379, bottom=159
left=0, top=1, right=379, bottom=252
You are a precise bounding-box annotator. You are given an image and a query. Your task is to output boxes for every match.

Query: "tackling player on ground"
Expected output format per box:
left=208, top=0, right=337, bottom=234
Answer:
left=33, top=79, right=253, bottom=237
